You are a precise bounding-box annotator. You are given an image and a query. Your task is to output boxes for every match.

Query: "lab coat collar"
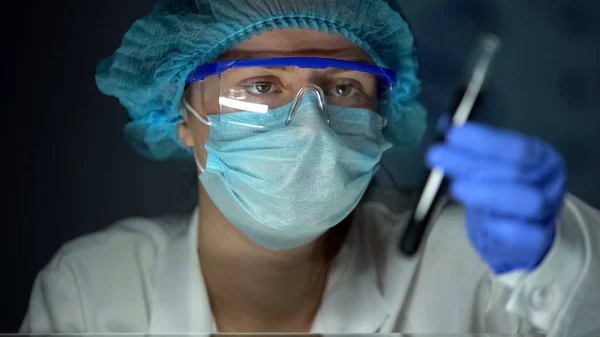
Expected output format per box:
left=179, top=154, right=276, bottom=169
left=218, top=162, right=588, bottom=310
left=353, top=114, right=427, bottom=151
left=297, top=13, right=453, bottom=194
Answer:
left=311, top=216, right=391, bottom=333
left=149, top=208, right=214, bottom=333
left=149, top=207, right=390, bottom=333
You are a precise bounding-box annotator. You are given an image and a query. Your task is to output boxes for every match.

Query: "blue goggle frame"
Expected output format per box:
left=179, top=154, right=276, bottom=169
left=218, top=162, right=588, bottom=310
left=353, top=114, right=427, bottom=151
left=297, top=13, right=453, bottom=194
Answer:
left=185, top=57, right=397, bottom=91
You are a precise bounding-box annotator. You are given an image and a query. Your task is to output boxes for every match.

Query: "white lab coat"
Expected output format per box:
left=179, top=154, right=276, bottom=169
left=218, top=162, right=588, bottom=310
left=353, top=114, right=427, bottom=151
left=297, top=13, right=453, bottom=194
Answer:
left=20, top=192, right=600, bottom=336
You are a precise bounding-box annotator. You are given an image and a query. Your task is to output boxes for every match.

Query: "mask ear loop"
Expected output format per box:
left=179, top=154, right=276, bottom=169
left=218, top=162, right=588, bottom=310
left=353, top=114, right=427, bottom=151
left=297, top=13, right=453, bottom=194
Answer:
left=183, top=100, right=212, bottom=126
left=195, top=157, right=206, bottom=174
left=182, top=99, right=210, bottom=173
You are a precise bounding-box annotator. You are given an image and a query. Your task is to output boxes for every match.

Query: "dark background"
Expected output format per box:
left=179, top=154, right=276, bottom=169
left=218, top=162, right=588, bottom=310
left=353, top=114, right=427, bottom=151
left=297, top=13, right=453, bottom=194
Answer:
left=3, top=0, right=599, bottom=332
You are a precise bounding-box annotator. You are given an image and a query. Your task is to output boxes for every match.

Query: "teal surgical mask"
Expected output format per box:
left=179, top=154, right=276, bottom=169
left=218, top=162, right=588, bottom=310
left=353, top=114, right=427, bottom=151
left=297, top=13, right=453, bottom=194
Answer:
left=188, top=91, right=391, bottom=250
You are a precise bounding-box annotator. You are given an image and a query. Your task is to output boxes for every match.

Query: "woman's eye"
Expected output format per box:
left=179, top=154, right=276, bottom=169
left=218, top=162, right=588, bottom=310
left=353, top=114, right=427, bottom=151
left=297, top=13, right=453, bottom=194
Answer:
left=246, top=82, right=275, bottom=94
left=331, top=84, right=357, bottom=97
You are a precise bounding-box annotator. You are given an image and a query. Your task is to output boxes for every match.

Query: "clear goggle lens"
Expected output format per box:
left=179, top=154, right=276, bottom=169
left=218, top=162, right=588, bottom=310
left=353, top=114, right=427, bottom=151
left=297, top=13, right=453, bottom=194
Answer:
left=186, top=62, right=394, bottom=129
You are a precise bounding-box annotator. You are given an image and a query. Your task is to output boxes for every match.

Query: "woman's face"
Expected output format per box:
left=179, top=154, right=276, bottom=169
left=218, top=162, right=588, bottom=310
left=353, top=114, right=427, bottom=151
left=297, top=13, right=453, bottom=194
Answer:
left=177, top=28, right=373, bottom=166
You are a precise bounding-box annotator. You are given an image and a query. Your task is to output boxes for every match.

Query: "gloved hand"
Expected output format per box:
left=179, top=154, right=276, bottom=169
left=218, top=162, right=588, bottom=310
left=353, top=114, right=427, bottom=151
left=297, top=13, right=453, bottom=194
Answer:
left=427, top=122, right=567, bottom=274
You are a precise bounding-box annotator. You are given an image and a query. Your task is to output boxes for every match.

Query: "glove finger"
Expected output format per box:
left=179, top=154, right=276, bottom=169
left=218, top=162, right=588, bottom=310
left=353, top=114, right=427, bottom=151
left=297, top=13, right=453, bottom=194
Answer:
left=465, top=208, right=518, bottom=274
left=539, top=166, right=567, bottom=220
left=428, top=145, right=541, bottom=182
left=536, top=152, right=567, bottom=194
left=428, top=143, right=566, bottom=190
left=485, top=217, right=555, bottom=270
left=486, top=218, right=552, bottom=246
left=451, top=181, right=552, bottom=220
left=446, top=122, right=546, bottom=166
left=528, top=144, right=566, bottom=186
left=428, top=145, right=513, bottom=180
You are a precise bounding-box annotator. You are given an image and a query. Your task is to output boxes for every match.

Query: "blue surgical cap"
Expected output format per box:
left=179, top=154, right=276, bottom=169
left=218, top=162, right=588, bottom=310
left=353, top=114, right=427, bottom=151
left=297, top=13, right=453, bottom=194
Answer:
left=96, top=0, right=427, bottom=160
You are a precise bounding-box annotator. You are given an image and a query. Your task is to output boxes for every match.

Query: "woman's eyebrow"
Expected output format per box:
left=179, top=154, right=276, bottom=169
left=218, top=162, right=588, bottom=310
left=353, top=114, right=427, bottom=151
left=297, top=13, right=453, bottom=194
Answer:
left=326, top=68, right=354, bottom=75
left=263, top=66, right=296, bottom=71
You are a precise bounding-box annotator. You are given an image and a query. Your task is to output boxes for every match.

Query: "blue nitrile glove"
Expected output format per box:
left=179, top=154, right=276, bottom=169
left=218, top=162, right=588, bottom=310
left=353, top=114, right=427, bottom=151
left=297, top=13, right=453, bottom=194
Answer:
left=427, top=122, right=567, bottom=274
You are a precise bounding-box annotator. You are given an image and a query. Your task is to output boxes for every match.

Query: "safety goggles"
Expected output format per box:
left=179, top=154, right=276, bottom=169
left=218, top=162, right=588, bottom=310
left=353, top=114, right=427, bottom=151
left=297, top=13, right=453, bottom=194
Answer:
left=185, top=57, right=396, bottom=128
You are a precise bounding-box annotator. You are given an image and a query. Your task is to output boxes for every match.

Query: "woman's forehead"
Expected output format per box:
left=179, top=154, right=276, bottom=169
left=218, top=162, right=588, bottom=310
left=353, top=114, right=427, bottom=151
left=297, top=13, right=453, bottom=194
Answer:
left=220, top=29, right=373, bottom=63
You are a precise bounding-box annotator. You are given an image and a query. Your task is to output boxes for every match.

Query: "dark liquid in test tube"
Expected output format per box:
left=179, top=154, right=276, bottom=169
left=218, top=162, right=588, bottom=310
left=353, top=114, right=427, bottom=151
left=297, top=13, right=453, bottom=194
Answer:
left=399, top=87, right=485, bottom=256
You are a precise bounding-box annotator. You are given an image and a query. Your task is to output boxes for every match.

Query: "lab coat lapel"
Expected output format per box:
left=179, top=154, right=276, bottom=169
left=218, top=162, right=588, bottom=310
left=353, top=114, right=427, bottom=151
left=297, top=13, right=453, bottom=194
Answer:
left=311, top=213, right=391, bottom=333
left=148, top=209, right=214, bottom=333
left=378, top=237, right=423, bottom=332
left=377, top=205, right=428, bottom=333
left=326, top=202, right=422, bottom=333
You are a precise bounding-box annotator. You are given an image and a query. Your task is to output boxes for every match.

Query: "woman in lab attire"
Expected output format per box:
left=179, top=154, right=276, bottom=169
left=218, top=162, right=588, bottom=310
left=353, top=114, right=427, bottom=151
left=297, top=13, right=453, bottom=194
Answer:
left=20, top=0, right=600, bottom=335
